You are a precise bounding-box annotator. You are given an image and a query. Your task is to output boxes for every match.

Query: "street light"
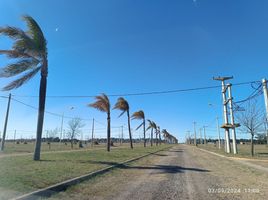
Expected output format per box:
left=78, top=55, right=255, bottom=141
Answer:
left=208, top=103, right=221, bottom=149
left=59, top=106, right=74, bottom=145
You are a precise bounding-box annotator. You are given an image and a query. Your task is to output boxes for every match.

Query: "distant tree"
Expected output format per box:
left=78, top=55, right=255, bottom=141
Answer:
left=88, top=94, right=111, bottom=151
left=48, top=128, right=59, bottom=140
left=114, top=97, right=133, bottom=149
left=0, top=16, right=48, bottom=161
left=131, top=110, right=146, bottom=147
left=236, top=102, right=264, bottom=156
left=66, top=118, right=85, bottom=149
left=46, top=128, right=59, bottom=149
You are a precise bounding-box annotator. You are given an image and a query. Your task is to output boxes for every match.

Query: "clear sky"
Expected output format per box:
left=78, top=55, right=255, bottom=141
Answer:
left=0, top=0, right=268, bottom=142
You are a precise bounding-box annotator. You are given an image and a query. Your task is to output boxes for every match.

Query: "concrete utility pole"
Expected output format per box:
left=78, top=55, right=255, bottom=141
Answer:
left=203, top=126, right=207, bottom=145
left=213, top=76, right=232, bottom=153
left=1, top=93, right=11, bottom=151
left=227, top=83, right=238, bottom=154
left=193, top=122, right=197, bottom=146
left=216, top=117, right=221, bottom=149
left=91, top=118, right=95, bottom=147
left=262, top=78, right=268, bottom=145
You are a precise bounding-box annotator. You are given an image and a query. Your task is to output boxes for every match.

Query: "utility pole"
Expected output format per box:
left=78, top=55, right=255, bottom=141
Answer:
left=187, top=131, right=191, bottom=144
left=121, top=126, right=124, bottom=145
left=262, top=78, right=268, bottom=145
left=59, top=112, right=64, bottom=145
left=193, top=122, right=197, bottom=146
left=203, top=126, right=207, bottom=145
left=213, top=76, right=232, bottom=153
left=14, top=130, right=16, bottom=144
left=227, top=83, right=237, bottom=154
left=216, top=117, right=221, bottom=149
left=1, top=93, right=11, bottom=151
left=199, top=128, right=202, bottom=144
left=91, top=118, right=95, bottom=147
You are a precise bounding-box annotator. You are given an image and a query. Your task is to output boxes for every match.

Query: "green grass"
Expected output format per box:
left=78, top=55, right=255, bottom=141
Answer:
left=1, top=141, right=107, bottom=154
left=0, top=144, right=173, bottom=200
left=197, top=143, right=268, bottom=159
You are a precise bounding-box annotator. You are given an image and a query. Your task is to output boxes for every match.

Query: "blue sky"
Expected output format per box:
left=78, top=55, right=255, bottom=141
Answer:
left=0, top=0, right=268, bottom=142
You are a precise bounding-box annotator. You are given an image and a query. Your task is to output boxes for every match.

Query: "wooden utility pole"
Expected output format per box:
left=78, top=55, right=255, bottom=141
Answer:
left=1, top=94, right=11, bottom=151
left=91, top=118, right=95, bottom=147
left=199, top=128, right=202, bottom=144
left=14, top=130, right=16, bottom=144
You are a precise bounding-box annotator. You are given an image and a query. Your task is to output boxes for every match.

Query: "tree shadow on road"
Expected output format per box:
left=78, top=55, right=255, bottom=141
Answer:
left=118, top=164, right=210, bottom=174
left=168, top=149, right=184, bottom=153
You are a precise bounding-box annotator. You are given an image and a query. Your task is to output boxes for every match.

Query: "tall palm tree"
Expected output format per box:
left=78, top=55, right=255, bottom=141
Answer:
left=88, top=94, right=111, bottom=151
left=131, top=110, right=146, bottom=147
left=147, top=120, right=156, bottom=146
left=0, top=15, right=48, bottom=161
left=157, top=126, right=162, bottom=145
left=114, top=97, right=133, bottom=149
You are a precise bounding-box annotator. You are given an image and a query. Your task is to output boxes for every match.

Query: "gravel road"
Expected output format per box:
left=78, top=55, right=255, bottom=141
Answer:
left=51, top=145, right=268, bottom=200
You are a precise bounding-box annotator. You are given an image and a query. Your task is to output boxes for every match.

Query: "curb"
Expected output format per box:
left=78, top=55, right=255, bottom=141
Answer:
left=11, top=146, right=172, bottom=200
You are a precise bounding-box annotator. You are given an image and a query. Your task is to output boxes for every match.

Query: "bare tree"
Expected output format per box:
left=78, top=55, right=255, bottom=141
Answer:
left=66, top=118, right=85, bottom=149
left=236, top=101, right=264, bottom=156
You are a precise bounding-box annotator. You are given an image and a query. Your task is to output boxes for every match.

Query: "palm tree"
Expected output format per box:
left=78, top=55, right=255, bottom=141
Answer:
left=147, top=120, right=156, bottom=146
left=162, top=129, right=170, bottom=143
left=157, top=126, right=162, bottom=145
left=0, top=15, right=48, bottom=161
left=131, top=110, right=146, bottom=147
left=88, top=94, right=111, bottom=151
left=114, top=97, right=133, bottom=149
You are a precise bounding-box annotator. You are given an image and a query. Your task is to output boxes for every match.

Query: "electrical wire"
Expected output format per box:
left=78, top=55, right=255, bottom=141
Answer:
left=10, top=80, right=260, bottom=98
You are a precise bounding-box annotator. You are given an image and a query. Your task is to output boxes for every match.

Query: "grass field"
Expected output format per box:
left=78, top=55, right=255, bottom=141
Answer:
left=0, top=143, right=172, bottom=200
left=0, top=141, right=146, bottom=154
left=197, top=143, right=268, bottom=159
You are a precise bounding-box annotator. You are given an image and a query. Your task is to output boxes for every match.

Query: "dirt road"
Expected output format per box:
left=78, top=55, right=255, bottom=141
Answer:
left=51, top=145, right=268, bottom=200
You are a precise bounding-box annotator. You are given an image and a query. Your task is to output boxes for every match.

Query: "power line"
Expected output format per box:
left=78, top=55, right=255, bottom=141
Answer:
left=11, top=80, right=260, bottom=98
left=10, top=97, right=93, bottom=121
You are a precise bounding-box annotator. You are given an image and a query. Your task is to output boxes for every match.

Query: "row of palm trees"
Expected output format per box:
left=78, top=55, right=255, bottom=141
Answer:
left=0, top=15, right=177, bottom=160
left=88, top=93, right=177, bottom=152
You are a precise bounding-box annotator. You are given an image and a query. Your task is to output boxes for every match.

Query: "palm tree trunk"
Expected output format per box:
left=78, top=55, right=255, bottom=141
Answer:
left=107, top=112, right=111, bottom=152
left=143, top=119, right=146, bottom=147
left=156, top=131, right=158, bottom=146
left=251, top=133, right=254, bottom=157
left=33, top=71, right=47, bottom=161
left=127, top=110, right=133, bottom=149
left=151, top=128, right=153, bottom=146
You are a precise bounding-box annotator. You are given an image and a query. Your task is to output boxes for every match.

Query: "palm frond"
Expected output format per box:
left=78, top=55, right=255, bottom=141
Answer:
left=0, top=26, right=28, bottom=40
left=0, top=26, right=38, bottom=57
left=22, top=15, right=47, bottom=54
left=113, top=97, right=129, bottom=117
left=131, top=110, right=144, bottom=120
left=88, top=93, right=110, bottom=113
left=136, top=122, right=143, bottom=130
left=0, top=59, right=39, bottom=78
left=2, top=66, right=41, bottom=91
left=0, top=50, right=34, bottom=59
